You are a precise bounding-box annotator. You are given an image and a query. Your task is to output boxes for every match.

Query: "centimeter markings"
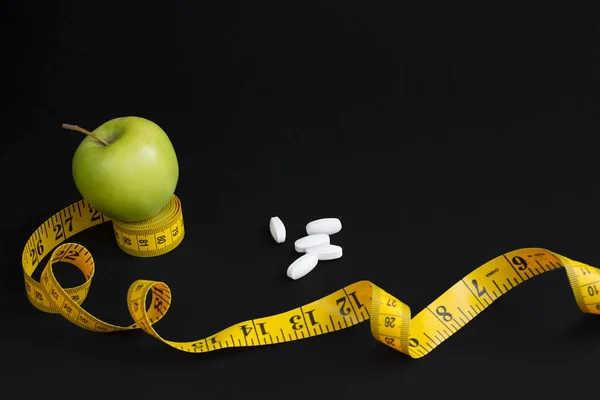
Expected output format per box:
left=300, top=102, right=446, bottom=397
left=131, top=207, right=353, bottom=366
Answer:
left=168, top=245, right=600, bottom=357
left=112, top=197, right=183, bottom=258
left=402, top=249, right=585, bottom=358
left=565, top=257, right=600, bottom=313
left=23, top=199, right=106, bottom=313
left=24, top=199, right=104, bottom=275
left=176, top=283, right=374, bottom=353
left=114, top=219, right=184, bottom=257
left=21, top=195, right=600, bottom=357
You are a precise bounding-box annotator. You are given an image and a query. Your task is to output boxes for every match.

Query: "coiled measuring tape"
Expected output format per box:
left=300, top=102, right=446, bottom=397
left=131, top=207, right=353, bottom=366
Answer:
left=21, top=194, right=600, bottom=357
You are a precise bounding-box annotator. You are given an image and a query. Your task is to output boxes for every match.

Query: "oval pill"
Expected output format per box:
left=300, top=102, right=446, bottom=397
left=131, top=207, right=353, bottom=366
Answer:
left=269, top=216, right=286, bottom=243
left=294, top=234, right=330, bottom=253
left=306, top=244, right=343, bottom=260
left=306, top=218, right=342, bottom=235
left=287, top=253, right=319, bottom=280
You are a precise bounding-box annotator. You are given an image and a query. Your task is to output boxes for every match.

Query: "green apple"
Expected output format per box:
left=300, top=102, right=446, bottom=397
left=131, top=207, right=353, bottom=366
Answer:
left=66, top=116, right=179, bottom=222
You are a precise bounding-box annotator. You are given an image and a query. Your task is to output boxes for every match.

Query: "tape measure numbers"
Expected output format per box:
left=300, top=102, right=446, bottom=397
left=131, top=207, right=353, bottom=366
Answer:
left=21, top=195, right=600, bottom=357
left=112, top=195, right=184, bottom=257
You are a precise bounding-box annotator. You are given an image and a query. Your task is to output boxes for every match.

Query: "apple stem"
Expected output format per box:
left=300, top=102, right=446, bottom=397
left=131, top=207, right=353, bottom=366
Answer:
left=62, top=123, right=109, bottom=146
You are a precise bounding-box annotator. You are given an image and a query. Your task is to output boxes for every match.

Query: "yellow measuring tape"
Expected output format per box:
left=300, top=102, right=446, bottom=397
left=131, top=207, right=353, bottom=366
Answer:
left=21, top=194, right=600, bottom=357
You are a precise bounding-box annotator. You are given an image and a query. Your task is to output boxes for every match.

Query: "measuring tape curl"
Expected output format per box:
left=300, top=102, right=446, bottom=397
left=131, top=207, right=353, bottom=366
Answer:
left=21, top=195, right=600, bottom=357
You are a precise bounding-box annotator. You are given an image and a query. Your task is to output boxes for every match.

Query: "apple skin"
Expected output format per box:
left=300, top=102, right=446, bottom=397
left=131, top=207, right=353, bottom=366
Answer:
left=72, top=116, right=179, bottom=222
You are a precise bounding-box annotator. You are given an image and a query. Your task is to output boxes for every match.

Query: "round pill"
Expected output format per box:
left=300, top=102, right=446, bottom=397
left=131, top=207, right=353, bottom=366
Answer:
left=306, top=244, right=343, bottom=260
left=287, top=253, right=319, bottom=280
left=294, top=234, right=330, bottom=253
left=306, top=218, right=342, bottom=235
left=269, top=216, right=286, bottom=243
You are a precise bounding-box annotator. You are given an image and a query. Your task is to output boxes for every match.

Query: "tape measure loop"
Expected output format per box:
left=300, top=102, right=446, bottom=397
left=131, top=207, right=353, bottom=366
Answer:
left=21, top=195, right=184, bottom=333
left=125, top=280, right=172, bottom=341
left=42, top=242, right=95, bottom=309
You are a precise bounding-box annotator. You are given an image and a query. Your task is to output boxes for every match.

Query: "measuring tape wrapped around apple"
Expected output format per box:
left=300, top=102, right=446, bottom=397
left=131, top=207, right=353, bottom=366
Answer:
left=21, top=117, right=600, bottom=356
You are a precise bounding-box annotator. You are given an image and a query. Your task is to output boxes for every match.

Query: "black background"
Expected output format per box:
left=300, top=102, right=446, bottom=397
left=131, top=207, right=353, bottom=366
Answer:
left=3, top=1, right=600, bottom=398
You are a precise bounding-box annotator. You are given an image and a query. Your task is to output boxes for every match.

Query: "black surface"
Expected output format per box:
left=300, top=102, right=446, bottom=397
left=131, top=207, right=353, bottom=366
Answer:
left=3, top=1, right=600, bottom=398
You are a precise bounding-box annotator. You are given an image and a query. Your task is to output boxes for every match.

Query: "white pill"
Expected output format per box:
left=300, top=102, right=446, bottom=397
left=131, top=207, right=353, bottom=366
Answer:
left=306, top=244, right=343, bottom=260
left=269, top=216, right=286, bottom=243
left=287, top=253, right=319, bottom=280
left=294, top=234, right=330, bottom=253
left=306, top=218, right=342, bottom=235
